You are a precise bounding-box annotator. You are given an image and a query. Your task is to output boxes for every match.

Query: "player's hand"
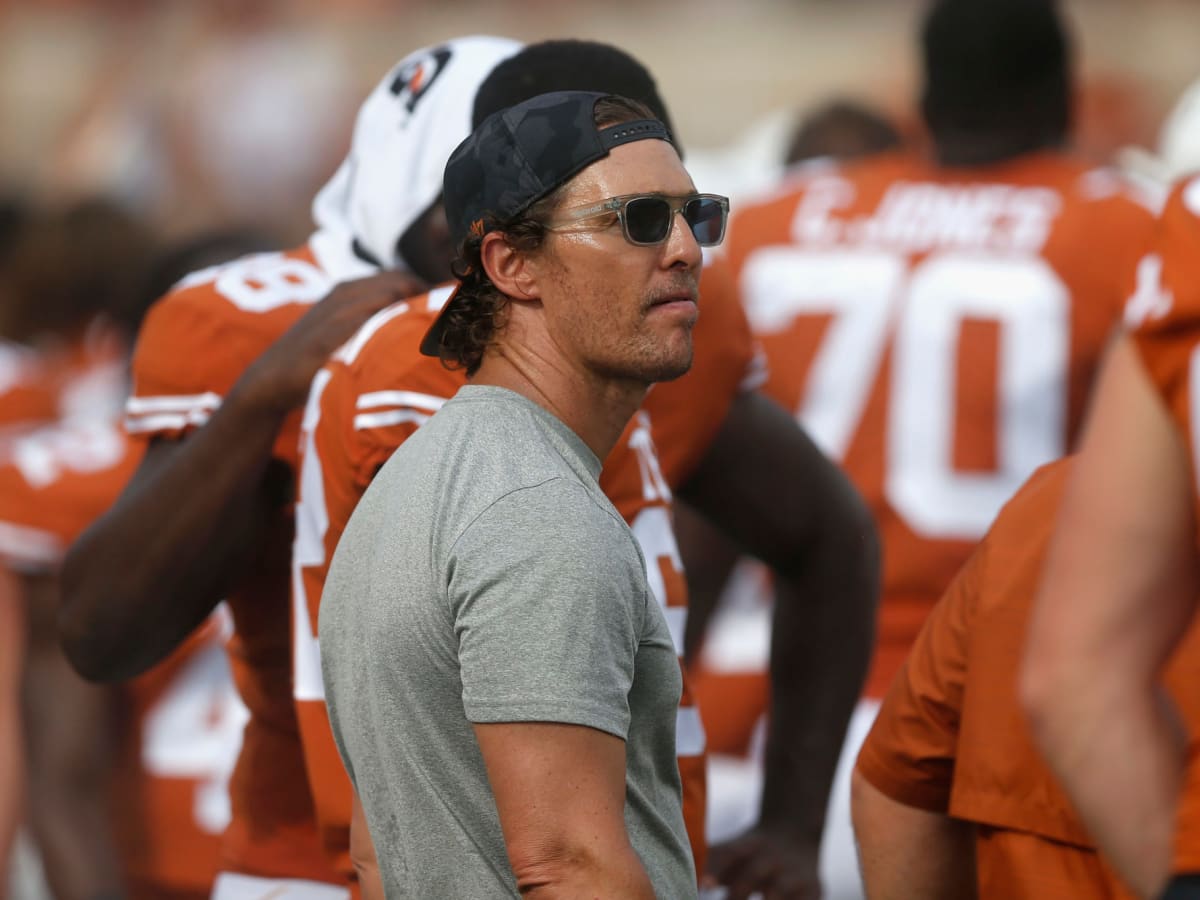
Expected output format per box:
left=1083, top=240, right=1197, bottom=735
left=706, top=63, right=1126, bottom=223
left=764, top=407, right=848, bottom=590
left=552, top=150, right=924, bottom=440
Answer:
left=703, top=826, right=822, bottom=900
left=239, top=271, right=426, bottom=414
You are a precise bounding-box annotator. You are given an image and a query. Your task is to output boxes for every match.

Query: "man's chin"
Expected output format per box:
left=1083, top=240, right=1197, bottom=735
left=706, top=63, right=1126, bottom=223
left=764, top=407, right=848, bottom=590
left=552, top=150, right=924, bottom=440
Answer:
left=644, top=345, right=694, bottom=384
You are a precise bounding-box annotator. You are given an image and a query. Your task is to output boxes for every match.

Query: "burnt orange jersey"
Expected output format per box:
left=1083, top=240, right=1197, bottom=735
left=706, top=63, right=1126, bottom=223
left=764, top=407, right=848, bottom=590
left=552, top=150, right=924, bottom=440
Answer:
left=856, top=459, right=1140, bottom=898
left=0, top=340, right=57, bottom=433
left=0, top=323, right=128, bottom=438
left=294, top=265, right=756, bottom=883
left=0, top=419, right=139, bottom=572
left=1129, top=175, right=1200, bottom=875
left=125, top=243, right=343, bottom=882
left=114, top=615, right=246, bottom=900
left=0, top=415, right=238, bottom=897
left=718, top=151, right=1154, bottom=702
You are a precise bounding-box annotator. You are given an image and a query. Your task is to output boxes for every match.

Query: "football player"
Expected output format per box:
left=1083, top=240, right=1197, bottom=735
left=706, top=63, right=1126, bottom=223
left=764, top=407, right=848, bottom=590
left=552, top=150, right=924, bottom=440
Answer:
left=693, top=1, right=1157, bottom=894
left=1025, top=175, right=1200, bottom=899
left=294, top=39, right=878, bottom=899
left=855, top=455, right=1200, bottom=898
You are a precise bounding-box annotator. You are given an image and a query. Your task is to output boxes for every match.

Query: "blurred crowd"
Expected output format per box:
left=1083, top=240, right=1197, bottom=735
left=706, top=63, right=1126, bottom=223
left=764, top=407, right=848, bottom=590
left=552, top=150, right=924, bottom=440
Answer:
left=4, top=0, right=1200, bottom=898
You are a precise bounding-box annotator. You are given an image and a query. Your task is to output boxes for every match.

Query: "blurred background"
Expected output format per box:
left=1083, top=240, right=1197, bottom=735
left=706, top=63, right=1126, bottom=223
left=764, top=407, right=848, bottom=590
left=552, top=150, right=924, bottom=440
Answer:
left=1, top=1, right=1198, bottom=896
left=0, top=0, right=1197, bottom=245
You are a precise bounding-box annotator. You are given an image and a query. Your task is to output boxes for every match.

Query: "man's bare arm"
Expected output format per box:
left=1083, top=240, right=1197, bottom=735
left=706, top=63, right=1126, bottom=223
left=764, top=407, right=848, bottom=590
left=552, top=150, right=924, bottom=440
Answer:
left=59, top=272, right=421, bottom=681
left=678, top=389, right=880, bottom=898
left=1023, top=337, right=1197, bottom=898
left=23, top=572, right=126, bottom=900
left=474, top=721, right=655, bottom=898
left=850, top=768, right=976, bottom=900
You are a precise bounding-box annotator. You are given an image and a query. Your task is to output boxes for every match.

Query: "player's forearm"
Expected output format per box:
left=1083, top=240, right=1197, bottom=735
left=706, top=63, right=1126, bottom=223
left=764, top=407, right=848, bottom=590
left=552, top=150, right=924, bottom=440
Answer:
left=851, top=769, right=976, bottom=900
left=759, top=499, right=879, bottom=842
left=60, top=380, right=288, bottom=681
left=28, top=784, right=126, bottom=900
left=1025, top=668, right=1182, bottom=897
left=24, top=602, right=126, bottom=900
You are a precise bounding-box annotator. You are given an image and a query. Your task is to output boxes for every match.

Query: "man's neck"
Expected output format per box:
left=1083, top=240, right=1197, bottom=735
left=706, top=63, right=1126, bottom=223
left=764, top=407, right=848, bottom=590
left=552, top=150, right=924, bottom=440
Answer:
left=473, top=347, right=648, bottom=463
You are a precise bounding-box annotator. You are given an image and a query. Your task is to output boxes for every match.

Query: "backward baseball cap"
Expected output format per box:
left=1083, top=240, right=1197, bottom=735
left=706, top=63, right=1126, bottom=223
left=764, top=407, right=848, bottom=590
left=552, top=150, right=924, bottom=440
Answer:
left=419, top=90, right=674, bottom=357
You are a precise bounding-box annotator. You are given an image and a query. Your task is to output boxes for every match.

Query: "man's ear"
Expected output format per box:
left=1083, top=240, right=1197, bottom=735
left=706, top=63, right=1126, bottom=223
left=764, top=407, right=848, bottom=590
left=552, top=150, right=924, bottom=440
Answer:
left=480, top=232, right=540, bottom=300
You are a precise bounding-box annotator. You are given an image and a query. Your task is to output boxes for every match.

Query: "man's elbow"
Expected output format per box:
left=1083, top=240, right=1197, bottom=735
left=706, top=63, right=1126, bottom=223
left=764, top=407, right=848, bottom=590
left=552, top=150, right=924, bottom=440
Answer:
left=796, top=466, right=879, bottom=578
left=57, top=559, right=134, bottom=683
left=1018, top=632, right=1076, bottom=754
left=507, top=839, right=652, bottom=898
left=57, top=601, right=123, bottom=682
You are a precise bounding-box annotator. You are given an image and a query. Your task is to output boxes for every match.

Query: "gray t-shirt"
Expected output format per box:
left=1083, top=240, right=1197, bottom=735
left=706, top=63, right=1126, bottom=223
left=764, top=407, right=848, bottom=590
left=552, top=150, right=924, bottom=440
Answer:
left=320, top=385, right=695, bottom=898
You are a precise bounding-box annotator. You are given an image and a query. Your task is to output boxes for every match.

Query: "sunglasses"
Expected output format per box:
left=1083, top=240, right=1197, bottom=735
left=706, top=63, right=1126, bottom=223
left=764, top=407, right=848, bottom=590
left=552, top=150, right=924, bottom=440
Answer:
left=543, top=192, right=730, bottom=247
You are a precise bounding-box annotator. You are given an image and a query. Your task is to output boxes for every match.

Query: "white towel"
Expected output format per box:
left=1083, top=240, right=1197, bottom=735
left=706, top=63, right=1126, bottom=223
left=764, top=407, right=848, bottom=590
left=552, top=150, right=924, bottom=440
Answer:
left=310, top=35, right=522, bottom=280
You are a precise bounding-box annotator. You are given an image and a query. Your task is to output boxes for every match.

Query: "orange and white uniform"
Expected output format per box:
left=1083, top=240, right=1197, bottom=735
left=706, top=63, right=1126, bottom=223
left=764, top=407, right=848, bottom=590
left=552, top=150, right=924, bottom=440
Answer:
left=0, top=416, right=243, bottom=899
left=124, top=244, right=345, bottom=889
left=715, top=152, right=1154, bottom=702
left=1128, top=174, right=1200, bottom=877
left=122, top=36, right=527, bottom=895
left=0, top=322, right=128, bottom=438
left=692, top=150, right=1155, bottom=892
left=855, top=457, right=1200, bottom=898
left=293, top=259, right=758, bottom=885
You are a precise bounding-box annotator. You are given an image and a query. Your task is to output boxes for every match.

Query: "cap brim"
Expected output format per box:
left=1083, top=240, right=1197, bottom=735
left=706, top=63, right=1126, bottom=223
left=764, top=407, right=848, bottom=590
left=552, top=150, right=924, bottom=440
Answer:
left=418, top=282, right=464, bottom=357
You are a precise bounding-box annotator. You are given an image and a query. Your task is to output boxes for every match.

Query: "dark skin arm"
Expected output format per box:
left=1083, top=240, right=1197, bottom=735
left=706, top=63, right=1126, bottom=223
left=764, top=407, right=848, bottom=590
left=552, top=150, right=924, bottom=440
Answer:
left=23, top=571, right=126, bottom=900
left=59, top=272, right=422, bottom=681
left=677, top=390, right=880, bottom=900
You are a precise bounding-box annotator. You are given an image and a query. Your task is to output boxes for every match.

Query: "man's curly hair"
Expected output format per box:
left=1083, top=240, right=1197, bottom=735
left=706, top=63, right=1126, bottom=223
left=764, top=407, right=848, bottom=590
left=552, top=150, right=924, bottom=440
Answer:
left=437, top=193, right=556, bottom=376
left=436, top=95, right=658, bottom=375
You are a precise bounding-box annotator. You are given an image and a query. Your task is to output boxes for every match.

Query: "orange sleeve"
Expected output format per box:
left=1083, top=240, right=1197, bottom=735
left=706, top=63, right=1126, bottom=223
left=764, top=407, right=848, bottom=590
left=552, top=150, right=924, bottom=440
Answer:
left=855, top=534, right=983, bottom=812
left=125, top=249, right=328, bottom=461
left=126, top=285, right=256, bottom=441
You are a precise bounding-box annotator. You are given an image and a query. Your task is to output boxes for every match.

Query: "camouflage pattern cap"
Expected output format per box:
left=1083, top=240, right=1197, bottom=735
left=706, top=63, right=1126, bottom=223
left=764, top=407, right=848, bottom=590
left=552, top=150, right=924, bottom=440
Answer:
left=419, top=90, right=673, bottom=358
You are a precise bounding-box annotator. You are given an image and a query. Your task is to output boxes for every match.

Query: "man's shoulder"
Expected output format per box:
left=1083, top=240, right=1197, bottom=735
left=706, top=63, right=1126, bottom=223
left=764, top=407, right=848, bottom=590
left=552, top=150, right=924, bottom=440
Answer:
left=128, top=244, right=336, bottom=419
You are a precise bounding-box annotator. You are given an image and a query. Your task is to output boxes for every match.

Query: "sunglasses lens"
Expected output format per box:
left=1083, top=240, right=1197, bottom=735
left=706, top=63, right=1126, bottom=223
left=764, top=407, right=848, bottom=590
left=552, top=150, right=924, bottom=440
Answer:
left=684, top=197, right=727, bottom=246
left=623, top=197, right=673, bottom=245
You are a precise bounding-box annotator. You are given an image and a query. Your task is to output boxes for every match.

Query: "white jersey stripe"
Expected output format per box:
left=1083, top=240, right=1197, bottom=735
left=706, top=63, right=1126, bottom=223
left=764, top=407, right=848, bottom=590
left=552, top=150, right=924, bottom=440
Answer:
left=356, top=390, right=447, bottom=413
left=353, top=409, right=434, bottom=432
left=675, top=705, right=707, bottom=757
left=333, top=302, right=413, bottom=366
left=125, top=392, right=223, bottom=414
left=0, top=520, right=63, bottom=569
left=124, top=410, right=213, bottom=433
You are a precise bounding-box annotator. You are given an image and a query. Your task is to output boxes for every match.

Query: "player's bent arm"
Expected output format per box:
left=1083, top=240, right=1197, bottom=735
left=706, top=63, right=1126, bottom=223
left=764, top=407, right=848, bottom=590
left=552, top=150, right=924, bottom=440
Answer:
left=23, top=572, right=127, bottom=900
left=59, top=384, right=289, bottom=682
left=679, top=390, right=880, bottom=860
left=60, top=270, right=423, bottom=682
left=1023, top=337, right=1197, bottom=899
left=474, top=721, right=655, bottom=899
left=850, top=767, right=976, bottom=900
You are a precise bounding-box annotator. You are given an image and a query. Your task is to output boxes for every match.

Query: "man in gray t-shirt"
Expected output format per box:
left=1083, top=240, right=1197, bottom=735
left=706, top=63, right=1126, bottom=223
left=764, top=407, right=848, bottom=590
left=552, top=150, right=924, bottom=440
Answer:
left=320, top=90, right=729, bottom=896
